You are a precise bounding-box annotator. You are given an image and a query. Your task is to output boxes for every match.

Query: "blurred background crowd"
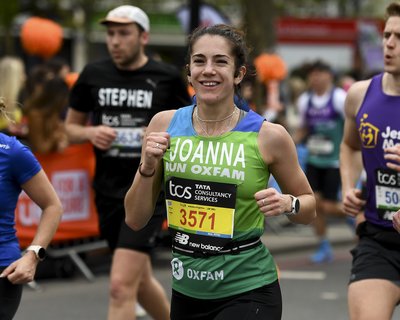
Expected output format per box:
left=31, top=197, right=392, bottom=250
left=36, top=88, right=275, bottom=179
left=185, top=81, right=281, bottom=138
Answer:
left=0, top=0, right=389, bottom=143
left=0, top=0, right=393, bottom=264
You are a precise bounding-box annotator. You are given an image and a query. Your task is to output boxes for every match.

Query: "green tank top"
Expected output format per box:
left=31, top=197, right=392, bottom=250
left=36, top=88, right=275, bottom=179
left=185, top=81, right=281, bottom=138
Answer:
left=164, top=105, right=278, bottom=299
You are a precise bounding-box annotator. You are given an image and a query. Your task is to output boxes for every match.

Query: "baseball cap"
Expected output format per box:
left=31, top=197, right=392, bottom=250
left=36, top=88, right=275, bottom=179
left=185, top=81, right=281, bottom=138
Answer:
left=100, top=5, right=150, bottom=32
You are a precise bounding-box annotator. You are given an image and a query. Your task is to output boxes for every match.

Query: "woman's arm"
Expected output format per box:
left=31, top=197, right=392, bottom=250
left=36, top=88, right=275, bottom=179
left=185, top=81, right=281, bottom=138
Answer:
left=0, top=170, right=62, bottom=284
left=125, top=110, right=175, bottom=230
left=23, top=170, right=63, bottom=247
left=257, top=121, right=316, bottom=225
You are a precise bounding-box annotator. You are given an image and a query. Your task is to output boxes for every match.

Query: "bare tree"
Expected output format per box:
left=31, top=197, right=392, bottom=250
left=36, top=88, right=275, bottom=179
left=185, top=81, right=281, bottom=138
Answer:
left=240, top=0, right=278, bottom=112
left=0, top=2, right=20, bottom=55
left=240, top=0, right=277, bottom=59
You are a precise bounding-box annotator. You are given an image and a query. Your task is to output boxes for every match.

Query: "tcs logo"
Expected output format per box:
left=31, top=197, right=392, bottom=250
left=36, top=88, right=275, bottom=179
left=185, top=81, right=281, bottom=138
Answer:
left=168, top=180, right=192, bottom=200
left=102, top=114, right=119, bottom=126
left=377, top=171, right=397, bottom=186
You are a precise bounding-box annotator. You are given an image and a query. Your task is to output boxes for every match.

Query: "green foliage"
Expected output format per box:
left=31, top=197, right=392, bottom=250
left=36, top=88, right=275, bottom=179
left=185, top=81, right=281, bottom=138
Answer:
left=0, top=2, right=20, bottom=27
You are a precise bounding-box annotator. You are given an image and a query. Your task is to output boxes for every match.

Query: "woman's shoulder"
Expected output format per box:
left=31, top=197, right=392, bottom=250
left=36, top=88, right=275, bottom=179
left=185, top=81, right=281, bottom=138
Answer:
left=0, top=134, right=29, bottom=163
left=0, top=133, right=17, bottom=148
left=258, top=121, right=294, bottom=164
left=149, top=109, right=178, bottom=131
left=150, top=105, right=194, bottom=132
left=260, top=121, right=288, bottom=140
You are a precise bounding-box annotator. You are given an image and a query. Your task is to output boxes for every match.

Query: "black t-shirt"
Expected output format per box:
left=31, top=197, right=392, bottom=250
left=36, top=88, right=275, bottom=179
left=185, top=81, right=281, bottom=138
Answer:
left=69, top=58, right=191, bottom=198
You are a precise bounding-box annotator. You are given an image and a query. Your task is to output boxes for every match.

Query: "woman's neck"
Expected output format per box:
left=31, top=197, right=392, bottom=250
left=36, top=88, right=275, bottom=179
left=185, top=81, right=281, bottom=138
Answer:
left=193, top=104, right=239, bottom=137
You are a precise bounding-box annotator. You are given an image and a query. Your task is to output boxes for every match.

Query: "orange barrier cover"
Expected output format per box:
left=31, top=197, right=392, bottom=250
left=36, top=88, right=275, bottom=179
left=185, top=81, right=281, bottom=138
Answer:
left=15, top=143, right=100, bottom=248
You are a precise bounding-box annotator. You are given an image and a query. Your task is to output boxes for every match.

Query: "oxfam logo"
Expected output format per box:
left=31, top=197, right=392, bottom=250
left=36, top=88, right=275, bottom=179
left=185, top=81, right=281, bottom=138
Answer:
left=171, top=258, right=184, bottom=280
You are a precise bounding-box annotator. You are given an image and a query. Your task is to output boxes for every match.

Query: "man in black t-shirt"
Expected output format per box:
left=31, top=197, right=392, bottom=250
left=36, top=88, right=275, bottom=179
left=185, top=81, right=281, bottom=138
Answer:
left=66, top=5, right=190, bottom=319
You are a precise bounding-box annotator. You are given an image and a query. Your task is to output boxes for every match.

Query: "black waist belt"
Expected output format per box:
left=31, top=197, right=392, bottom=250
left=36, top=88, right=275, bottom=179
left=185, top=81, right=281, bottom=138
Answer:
left=172, top=237, right=262, bottom=258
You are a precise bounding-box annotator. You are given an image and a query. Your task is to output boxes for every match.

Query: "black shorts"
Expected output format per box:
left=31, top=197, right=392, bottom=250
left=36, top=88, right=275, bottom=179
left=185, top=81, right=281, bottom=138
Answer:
left=349, top=221, right=400, bottom=286
left=95, top=194, right=165, bottom=253
left=0, top=267, right=23, bottom=320
left=305, top=164, right=340, bottom=200
left=170, top=280, right=282, bottom=320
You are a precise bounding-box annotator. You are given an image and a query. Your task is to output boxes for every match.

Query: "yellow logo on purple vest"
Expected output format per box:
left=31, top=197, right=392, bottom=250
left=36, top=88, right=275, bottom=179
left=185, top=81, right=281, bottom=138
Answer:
left=359, top=113, right=379, bottom=148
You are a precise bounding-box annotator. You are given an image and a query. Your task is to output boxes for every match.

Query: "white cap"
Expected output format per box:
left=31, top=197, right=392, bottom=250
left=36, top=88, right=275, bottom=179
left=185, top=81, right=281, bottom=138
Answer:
left=100, top=5, right=150, bottom=32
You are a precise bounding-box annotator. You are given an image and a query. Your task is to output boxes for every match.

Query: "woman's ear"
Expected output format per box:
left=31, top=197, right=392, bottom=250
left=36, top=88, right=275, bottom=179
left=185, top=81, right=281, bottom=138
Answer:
left=234, top=66, right=247, bottom=85
left=186, top=64, right=192, bottom=86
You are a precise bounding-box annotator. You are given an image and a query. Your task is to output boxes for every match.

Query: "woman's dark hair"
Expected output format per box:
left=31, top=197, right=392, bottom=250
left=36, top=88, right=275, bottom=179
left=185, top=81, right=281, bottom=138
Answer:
left=187, top=24, right=248, bottom=77
left=26, top=76, right=69, bottom=115
left=186, top=24, right=249, bottom=102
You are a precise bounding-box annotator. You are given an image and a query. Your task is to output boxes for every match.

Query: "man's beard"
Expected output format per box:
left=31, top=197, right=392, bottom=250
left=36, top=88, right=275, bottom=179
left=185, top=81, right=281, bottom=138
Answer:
left=115, top=49, right=141, bottom=68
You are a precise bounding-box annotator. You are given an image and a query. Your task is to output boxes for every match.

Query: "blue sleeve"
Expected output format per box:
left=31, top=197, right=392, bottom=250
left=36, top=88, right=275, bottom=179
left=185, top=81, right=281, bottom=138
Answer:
left=10, top=139, right=42, bottom=185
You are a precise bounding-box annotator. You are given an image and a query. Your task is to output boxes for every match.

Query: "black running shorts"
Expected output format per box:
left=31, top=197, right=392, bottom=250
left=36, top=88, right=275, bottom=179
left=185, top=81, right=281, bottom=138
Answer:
left=0, top=268, right=23, bottom=320
left=349, top=221, right=400, bottom=286
left=170, top=280, right=282, bottom=320
left=305, top=164, right=341, bottom=201
left=95, top=194, right=165, bottom=253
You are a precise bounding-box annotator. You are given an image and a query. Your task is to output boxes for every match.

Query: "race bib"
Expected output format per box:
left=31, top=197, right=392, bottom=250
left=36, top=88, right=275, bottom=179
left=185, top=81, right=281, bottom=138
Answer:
left=111, top=127, right=144, bottom=148
left=307, top=135, right=334, bottom=156
left=375, top=168, right=400, bottom=220
left=165, top=177, right=237, bottom=254
left=101, top=111, right=146, bottom=158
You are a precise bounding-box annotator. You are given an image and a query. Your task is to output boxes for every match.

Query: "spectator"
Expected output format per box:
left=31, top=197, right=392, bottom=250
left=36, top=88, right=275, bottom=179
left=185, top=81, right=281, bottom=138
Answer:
left=24, top=76, right=69, bottom=154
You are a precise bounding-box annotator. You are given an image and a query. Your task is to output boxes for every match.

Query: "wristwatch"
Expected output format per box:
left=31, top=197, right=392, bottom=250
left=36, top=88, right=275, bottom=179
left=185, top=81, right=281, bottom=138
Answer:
left=26, top=245, right=46, bottom=261
left=284, top=195, right=300, bottom=216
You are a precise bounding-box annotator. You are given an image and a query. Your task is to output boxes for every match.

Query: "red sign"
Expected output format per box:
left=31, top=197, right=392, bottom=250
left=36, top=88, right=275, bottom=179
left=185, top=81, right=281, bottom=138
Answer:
left=15, top=143, right=99, bottom=248
left=277, top=17, right=383, bottom=45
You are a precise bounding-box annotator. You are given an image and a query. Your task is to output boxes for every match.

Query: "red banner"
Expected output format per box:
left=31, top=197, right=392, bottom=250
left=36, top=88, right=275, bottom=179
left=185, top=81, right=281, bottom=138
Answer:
left=277, top=17, right=384, bottom=45
left=277, top=17, right=357, bottom=44
left=15, top=143, right=99, bottom=248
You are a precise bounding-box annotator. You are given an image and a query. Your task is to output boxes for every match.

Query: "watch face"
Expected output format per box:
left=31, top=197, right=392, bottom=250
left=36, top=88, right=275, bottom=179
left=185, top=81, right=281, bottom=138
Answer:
left=294, top=198, right=300, bottom=213
left=37, top=247, right=46, bottom=260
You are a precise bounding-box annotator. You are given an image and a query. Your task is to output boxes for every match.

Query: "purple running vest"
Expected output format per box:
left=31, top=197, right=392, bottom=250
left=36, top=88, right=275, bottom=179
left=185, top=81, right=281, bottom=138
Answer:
left=356, top=73, right=400, bottom=228
left=305, top=89, right=343, bottom=168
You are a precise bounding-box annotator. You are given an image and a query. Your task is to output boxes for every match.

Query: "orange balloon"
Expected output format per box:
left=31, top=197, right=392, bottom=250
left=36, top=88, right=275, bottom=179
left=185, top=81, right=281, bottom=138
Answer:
left=21, top=17, right=63, bottom=59
left=254, top=53, right=287, bottom=84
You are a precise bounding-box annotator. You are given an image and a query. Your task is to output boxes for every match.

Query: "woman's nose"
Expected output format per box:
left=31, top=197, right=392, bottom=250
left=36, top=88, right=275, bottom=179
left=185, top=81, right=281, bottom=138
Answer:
left=202, top=62, right=216, bottom=74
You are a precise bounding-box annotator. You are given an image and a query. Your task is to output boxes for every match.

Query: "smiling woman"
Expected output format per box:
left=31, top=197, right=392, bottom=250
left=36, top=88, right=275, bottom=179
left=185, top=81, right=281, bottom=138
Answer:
left=124, top=24, right=316, bottom=320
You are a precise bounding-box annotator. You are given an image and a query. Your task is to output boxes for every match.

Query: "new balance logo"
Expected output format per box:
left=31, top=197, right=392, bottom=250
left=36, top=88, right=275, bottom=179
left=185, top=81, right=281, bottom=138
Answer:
left=175, top=232, right=189, bottom=245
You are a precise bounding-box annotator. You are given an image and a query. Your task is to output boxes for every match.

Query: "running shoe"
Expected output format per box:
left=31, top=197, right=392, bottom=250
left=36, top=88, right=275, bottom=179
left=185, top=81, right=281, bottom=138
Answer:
left=310, top=239, right=333, bottom=263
